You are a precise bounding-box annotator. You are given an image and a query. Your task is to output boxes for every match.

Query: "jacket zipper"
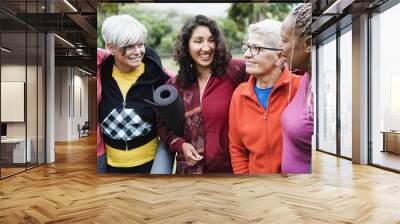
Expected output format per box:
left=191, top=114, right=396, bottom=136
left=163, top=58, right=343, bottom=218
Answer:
left=122, top=101, right=128, bottom=151
left=122, top=82, right=137, bottom=151
left=264, top=88, right=274, bottom=174
left=252, top=87, right=271, bottom=173
left=107, top=62, right=155, bottom=152
left=264, top=104, right=269, bottom=173
left=251, top=78, right=289, bottom=173
left=265, top=80, right=290, bottom=173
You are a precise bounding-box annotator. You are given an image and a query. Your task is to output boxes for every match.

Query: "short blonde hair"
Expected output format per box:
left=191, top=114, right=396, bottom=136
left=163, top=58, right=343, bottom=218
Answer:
left=248, top=19, right=282, bottom=48
left=101, top=15, right=147, bottom=49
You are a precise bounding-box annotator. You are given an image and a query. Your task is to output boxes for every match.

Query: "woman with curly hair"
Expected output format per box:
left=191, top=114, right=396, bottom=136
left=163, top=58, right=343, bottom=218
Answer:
left=160, top=15, right=247, bottom=174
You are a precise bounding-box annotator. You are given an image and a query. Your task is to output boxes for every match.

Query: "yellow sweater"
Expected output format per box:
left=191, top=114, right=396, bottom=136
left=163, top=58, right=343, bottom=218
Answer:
left=106, top=63, right=158, bottom=167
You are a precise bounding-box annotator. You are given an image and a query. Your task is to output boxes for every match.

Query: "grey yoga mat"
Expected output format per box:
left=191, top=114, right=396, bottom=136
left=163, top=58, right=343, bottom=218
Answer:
left=152, top=84, right=185, bottom=137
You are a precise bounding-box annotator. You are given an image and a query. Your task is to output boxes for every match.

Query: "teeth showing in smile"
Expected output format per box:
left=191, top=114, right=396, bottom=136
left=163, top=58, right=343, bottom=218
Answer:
left=128, top=56, right=142, bottom=62
left=200, top=54, right=210, bottom=60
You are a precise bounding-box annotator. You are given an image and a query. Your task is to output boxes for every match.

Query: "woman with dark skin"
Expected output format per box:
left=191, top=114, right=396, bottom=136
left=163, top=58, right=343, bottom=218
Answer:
left=280, top=4, right=314, bottom=173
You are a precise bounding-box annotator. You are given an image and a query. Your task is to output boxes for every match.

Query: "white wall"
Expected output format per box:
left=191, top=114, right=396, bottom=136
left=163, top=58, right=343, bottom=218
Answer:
left=54, top=66, right=89, bottom=141
left=55, top=66, right=68, bottom=141
left=1, top=65, right=33, bottom=138
left=1, top=63, right=46, bottom=164
left=72, top=72, right=89, bottom=138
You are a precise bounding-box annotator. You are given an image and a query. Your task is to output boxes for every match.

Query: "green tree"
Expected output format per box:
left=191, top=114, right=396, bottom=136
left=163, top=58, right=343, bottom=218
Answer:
left=98, top=4, right=175, bottom=51
left=216, top=17, right=244, bottom=55
left=136, top=16, right=173, bottom=49
left=158, top=32, right=177, bottom=54
left=228, top=3, right=296, bottom=33
left=227, top=3, right=253, bottom=33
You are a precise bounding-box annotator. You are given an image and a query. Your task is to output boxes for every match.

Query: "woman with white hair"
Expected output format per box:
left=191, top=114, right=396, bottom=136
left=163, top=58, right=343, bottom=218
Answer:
left=97, top=15, right=172, bottom=173
left=229, top=19, right=302, bottom=174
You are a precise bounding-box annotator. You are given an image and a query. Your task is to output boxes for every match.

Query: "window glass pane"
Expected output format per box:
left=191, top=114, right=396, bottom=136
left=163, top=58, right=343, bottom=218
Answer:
left=27, top=31, right=38, bottom=169
left=1, top=3, right=27, bottom=177
left=38, top=32, right=45, bottom=165
left=340, top=28, right=352, bottom=158
left=318, top=36, right=337, bottom=154
left=371, top=3, right=400, bottom=171
left=0, top=0, right=46, bottom=178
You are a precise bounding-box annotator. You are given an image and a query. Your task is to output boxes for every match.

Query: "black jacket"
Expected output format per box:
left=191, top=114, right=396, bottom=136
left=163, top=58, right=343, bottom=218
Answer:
left=99, top=46, right=169, bottom=150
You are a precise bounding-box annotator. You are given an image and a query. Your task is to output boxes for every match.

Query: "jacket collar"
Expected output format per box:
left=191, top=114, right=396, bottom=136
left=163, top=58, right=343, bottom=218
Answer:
left=241, top=65, right=291, bottom=98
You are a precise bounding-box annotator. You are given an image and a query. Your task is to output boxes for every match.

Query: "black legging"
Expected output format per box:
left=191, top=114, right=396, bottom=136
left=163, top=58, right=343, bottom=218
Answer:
left=106, top=160, right=154, bottom=174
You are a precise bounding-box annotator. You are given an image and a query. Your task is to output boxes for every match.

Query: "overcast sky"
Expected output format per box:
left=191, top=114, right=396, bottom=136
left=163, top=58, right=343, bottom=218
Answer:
left=139, top=3, right=232, bottom=17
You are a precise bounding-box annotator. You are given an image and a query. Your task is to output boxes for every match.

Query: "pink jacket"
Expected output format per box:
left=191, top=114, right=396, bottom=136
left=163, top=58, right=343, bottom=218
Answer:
left=97, top=48, right=109, bottom=158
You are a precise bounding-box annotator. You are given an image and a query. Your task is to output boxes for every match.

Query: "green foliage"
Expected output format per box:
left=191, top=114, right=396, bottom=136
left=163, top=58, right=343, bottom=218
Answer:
left=97, top=3, right=296, bottom=56
left=97, top=4, right=176, bottom=54
left=216, top=17, right=244, bottom=55
left=97, top=18, right=104, bottom=49
left=158, top=32, right=177, bottom=55
left=227, top=4, right=253, bottom=33
left=98, top=3, right=120, bottom=16
left=228, top=3, right=296, bottom=32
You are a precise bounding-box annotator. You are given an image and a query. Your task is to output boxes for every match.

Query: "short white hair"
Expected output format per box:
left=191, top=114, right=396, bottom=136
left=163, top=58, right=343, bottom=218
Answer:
left=248, top=19, right=282, bottom=48
left=101, top=15, right=147, bottom=49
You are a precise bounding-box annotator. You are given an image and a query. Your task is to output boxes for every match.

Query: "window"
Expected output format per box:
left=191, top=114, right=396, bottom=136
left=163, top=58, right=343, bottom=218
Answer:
left=371, top=2, right=400, bottom=171
left=317, top=35, right=337, bottom=154
left=0, top=0, right=47, bottom=179
left=339, top=27, right=352, bottom=158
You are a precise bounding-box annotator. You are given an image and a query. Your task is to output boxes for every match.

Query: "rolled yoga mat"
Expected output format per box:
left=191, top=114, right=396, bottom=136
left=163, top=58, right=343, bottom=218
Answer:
left=152, top=84, right=185, bottom=137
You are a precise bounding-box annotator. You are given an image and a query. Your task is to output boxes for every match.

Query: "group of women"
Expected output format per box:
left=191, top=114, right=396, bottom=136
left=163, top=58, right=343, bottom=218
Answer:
left=97, top=3, right=313, bottom=174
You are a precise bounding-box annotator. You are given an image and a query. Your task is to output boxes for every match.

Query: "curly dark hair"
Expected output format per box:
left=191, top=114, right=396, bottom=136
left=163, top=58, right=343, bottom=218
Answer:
left=173, top=15, right=232, bottom=88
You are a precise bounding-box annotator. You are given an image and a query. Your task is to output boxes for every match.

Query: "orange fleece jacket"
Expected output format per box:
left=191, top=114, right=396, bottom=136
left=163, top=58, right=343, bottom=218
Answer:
left=229, top=66, right=302, bottom=174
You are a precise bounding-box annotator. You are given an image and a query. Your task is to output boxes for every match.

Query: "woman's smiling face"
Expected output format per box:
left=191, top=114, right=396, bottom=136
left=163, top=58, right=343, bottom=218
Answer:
left=188, top=25, right=216, bottom=69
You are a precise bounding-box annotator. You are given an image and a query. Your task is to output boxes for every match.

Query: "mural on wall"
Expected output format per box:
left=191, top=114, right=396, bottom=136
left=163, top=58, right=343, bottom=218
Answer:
left=96, top=2, right=313, bottom=175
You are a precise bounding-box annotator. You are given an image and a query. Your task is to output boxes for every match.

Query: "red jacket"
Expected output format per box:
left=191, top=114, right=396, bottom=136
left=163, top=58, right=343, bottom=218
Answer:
left=229, top=66, right=301, bottom=174
left=161, top=59, right=247, bottom=174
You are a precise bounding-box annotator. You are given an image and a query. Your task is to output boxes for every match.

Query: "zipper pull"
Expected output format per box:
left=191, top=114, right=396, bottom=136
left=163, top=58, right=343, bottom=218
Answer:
left=122, top=101, right=126, bottom=108
left=263, top=111, right=267, bottom=120
left=125, top=140, right=128, bottom=151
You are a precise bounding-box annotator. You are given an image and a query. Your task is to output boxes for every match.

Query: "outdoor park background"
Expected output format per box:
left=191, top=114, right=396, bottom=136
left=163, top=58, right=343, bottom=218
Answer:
left=97, top=3, right=298, bottom=73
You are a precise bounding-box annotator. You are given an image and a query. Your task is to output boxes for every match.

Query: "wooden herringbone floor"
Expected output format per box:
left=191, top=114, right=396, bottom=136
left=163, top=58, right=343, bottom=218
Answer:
left=0, top=135, right=400, bottom=224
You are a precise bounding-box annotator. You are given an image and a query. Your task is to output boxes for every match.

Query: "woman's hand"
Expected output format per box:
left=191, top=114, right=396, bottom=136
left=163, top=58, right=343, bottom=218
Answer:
left=181, top=142, right=203, bottom=167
